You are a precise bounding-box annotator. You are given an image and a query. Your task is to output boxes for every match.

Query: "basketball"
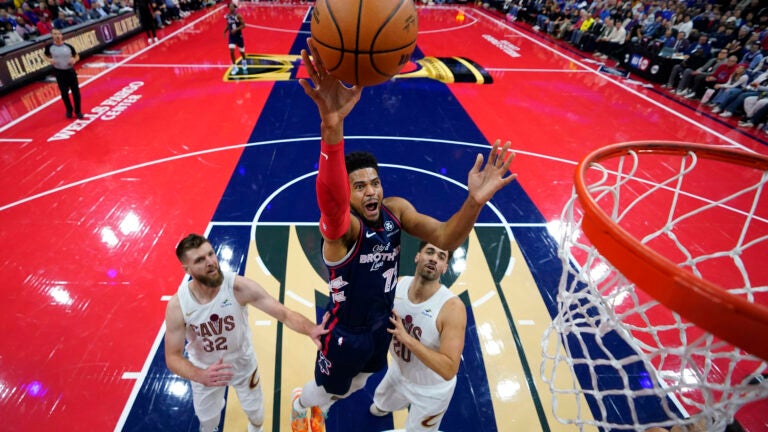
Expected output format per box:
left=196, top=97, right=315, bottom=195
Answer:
left=310, top=0, right=418, bottom=86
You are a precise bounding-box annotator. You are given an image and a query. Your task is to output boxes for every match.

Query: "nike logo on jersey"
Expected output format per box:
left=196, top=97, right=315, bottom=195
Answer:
left=365, top=231, right=376, bottom=238
left=185, top=310, right=196, bottom=316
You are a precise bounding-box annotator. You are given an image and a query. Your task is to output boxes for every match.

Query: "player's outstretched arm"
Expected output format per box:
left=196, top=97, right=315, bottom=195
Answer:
left=164, top=295, right=234, bottom=386
left=233, top=275, right=329, bottom=349
left=394, top=139, right=516, bottom=251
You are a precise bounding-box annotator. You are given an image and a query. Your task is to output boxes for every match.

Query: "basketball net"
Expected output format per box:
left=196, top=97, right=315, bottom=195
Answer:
left=541, top=142, right=768, bottom=431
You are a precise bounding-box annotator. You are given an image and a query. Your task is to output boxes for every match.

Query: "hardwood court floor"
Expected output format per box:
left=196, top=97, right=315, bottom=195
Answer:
left=0, top=3, right=766, bottom=431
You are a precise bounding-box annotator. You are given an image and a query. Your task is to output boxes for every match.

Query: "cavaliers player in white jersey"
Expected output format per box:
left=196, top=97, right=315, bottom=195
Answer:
left=369, top=241, right=466, bottom=432
left=164, top=233, right=328, bottom=432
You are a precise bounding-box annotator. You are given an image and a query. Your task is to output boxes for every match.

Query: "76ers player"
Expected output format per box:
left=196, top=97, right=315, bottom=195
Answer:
left=165, top=233, right=328, bottom=432
left=289, top=38, right=517, bottom=432
left=224, top=2, right=247, bottom=75
left=369, top=242, right=466, bottom=432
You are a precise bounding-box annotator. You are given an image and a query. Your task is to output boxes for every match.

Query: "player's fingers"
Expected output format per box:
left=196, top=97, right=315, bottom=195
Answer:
left=471, top=153, right=484, bottom=173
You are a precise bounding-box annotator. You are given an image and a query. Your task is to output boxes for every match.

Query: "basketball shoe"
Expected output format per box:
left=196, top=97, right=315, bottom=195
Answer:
left=291, top=388, right=309, bottom=432
left=309, top=405, right=326, bottom=432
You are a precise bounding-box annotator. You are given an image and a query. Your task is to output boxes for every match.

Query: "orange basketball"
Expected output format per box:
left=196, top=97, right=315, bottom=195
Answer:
left=310, top=0, right=418, bottom=86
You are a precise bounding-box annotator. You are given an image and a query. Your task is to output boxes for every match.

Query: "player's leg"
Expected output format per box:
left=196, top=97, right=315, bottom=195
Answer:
left=191, top=381, right=226, bottom=432
left=232, top=366, right=264, bottom=432
left=403, top=387, right=453, bottom=432
left=237, top=37, right=247, bottom=72
left=370, top=368, right=408, bottom=416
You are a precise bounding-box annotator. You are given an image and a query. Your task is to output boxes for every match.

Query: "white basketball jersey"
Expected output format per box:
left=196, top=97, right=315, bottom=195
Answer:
left=177, top=271, right=257, bottom=380
left=389, top=276, right=458, bottom=388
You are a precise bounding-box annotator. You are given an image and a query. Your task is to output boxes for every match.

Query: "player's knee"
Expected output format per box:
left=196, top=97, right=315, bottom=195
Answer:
left=243, top=407, right=264, bottom=427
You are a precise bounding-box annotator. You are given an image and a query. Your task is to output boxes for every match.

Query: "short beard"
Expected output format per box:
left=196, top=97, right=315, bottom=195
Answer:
left=196, top=268, right=224, bottom=288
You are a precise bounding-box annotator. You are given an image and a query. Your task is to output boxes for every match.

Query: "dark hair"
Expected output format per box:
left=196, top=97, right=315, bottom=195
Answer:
left=418, top=240, right=455, bottom=262
left=176, top=233, right=209, bottom=262
left=345, top=151, right=378, bottom=175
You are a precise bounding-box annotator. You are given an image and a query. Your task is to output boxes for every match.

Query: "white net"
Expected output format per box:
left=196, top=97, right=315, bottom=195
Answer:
left=541, top=144, right=768, bottom=432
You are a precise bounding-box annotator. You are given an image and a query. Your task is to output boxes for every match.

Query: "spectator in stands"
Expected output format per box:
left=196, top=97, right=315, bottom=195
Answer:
left=569, top=9, right=595, bottom=47
left=642, top=14, right=663, bottom=39
left=20, top=3, right=40, bottom=25
left=737, top=96, right=768, bottom=131
left=671, top=48, right=729, bottom=98
left=71, top=0, right=86, bottom=19
left=673, top=14, right=693, bottom=38
left=688, top=54, right=739, bottom=100
left=705, top=61, right=748, bottom=105
left=1, top=18, right=24, bottom=47
left=711, top=63, right=767, bottom=117
left=36, top=13, right=52, bottom=35
left=53, top=10, right=79, bottom=29
left=14, top=15, right=38, bottom=39
left=740, top=38, right=763, bottom=69
left=554, top=7, right=580, bottom=39
left=708, top=24, right=731, bottom=49
left=595, top=17, right=627, bottom=60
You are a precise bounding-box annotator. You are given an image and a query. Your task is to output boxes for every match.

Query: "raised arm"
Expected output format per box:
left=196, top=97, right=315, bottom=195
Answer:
left=388, top=298, right=466, bottom=380
left=393, top=139, right=516, bottom=251
left=233, top=275, right=328, bottom=349
left=299, top=38, right=364, bottom=256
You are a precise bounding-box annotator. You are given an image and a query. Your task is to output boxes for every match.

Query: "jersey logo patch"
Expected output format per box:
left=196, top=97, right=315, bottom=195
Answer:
left=317, top=351, right=332, bottom=376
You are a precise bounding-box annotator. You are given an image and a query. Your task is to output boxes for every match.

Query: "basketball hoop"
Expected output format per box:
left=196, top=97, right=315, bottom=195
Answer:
left=541, top=142, right=768, bottom=431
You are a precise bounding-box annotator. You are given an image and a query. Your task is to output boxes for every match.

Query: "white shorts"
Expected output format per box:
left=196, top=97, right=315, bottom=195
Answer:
left=191, top=365, right=264, bottom=425
left=372, top=365, right=456, bottom=432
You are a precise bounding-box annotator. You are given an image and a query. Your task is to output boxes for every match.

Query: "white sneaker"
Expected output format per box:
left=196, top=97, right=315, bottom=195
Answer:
left=154, top=37, right=159, bottom=43
left=719, top=111, right=732, bottom=118
left=711, top=106, right=722, bottom=113
left=148, top=38, right=152, bottom=43
left=738, top=120, right=754, bottom=127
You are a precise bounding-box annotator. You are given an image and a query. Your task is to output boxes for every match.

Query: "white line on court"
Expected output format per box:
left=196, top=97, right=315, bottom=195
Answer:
left=0, top=5, right=226, bottom=134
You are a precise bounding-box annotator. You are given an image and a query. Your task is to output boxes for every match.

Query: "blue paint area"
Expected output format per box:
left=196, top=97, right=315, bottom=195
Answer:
left=121, top=338, right=223, bottom=432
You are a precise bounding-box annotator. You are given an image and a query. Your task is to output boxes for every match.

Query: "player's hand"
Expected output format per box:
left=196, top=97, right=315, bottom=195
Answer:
left=387, top=310, right=408, bottom=341
left=466, top=139, right=517, bottom=206
left=200, top=358, right=234, bottom=387
left=309, top=312, right=331, bottom=350
left=298, top=37, right=362, bottom=132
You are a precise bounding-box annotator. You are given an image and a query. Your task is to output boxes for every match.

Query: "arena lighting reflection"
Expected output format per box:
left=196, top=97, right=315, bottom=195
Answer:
left=101, top=227, right=119, bottom=247
left=119, top=211, right=141, bottom=234
left=167, top=379, right=189, bottom=399
left=496, top=379, right=521, bottom=401
left=48, top=286, right=73, bottom=306
left=546, top=219, right=580, bottom=246
left=24, top=381, right=47, bottom=398
left=451, top=246, right=466, bottom=273
left=218, top=245, right=234, bottom=273
left=478, top=322, right=504, bottom=356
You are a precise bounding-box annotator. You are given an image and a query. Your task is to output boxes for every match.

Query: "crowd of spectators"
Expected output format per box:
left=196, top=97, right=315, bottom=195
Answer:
left=0, top=0, right=207, bottom=48
left=496, top=0, right=768, bottom=133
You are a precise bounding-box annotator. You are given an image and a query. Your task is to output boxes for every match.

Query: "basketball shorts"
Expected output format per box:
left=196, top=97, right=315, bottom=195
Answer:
left=314, top=320, right=392, bottom=395
left=191, top=365, right=264, bottom=425
left=228, top=33, right=244, bottom=50
left=372, top=363, right=456, bottom=432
